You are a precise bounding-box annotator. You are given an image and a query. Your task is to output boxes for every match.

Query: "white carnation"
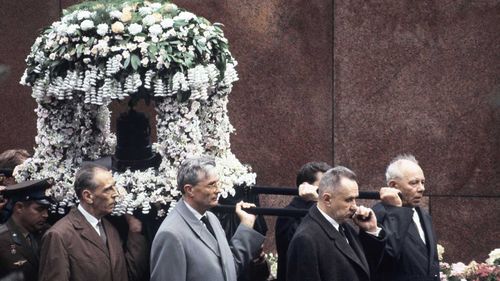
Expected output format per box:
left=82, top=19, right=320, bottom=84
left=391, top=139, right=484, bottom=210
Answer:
left=175, top=11, right=195, bottom=21
left=96, top=23, right=109, bottom=36
left=80, top=20, right=94, bottom=31
left=66, top=24, right=79, bottom=35
left=109, top=10, right=122, bottom=19
left=138, top=7, right=153, bottom=16
left=160, top=18, right=174, bottom=29
left=148, top=24, right=163, bottom=36
left=128, top=23, right=143, bottom=35
left=77, top=11, right=92, bottom=21
left=142, top=15, right=156, bottom=26
left=150, top=3, right=162, bottom=9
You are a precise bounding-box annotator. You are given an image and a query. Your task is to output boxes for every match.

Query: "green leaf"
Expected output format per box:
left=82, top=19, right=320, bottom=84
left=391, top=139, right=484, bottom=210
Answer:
left=124, top=55, right=131, bottom=68
left=148, top=44, right=158, bottom=56
left=76, top=44, right=84, bottom=57
left=130, top=54, right=141, bottom=70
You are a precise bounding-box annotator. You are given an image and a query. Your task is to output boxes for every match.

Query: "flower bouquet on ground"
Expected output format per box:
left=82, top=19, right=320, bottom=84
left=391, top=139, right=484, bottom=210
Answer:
left=439, top=245, right=500, bottom=281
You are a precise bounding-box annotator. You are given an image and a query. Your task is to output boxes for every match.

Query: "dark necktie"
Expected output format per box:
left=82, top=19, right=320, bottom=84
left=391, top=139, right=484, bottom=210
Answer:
left=201, top=215, right=216, bottom=238
left=27, top=233, right=39, bottom=253
left=97, top=221, right=107, bottom=245
left=338, top=225, right=349, bottom=244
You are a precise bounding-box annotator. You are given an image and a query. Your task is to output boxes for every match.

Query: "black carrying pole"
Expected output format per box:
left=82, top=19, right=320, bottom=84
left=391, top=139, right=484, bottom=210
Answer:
left=210, top=186, right=381, bottom=217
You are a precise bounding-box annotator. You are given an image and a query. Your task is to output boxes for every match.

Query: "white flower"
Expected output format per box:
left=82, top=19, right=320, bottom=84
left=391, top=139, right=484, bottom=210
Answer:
left=134, top=36, right=146, bottom=43
left=96, top=23, right=109, bottom=36
left=126, top=42, right=138, bottom=51
left=128, top=23, right=143, bottom=35
left=142, top=15, right=156, bottom=26
left=150, top=3, right=162, bottom=9
left=141, top=57, right=149, bottom=66
left=176, top=11, right=195, bottom=21
left=80, top=20, right=94, bottom=31
left=437, top=244, right=444, bottom=261
left=160, top=19, right=174, bottom=29
left=486, top=248, right=500, bottom=265
left=54, top=23, right=69, bottom=35
left=77, top=11, right=92, bottom=21
left=66, top=24, right=79, bottom=35
left=138, top=7, right=153, bottom=16
left=109, top=10, right=122, bottom=19
left=148, top=24, right=163, bottom=36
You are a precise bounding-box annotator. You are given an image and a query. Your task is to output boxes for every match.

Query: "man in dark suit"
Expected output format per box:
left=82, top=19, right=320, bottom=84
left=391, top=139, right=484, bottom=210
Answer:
left=373, top=154, right=440, bottom=281
left=150, top=156, right=265, bottom=281
left=0, top=178, right=53, bottom=281
left=39, top=163, right=148, bottom=281
left=287, top=166, right=386, bottom=281
left=275, top=161, right=331, bottom=281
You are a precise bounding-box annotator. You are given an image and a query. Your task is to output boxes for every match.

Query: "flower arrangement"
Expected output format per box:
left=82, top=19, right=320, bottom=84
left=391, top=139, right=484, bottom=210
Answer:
left=16, top=0, right=256, bottom=215
left=264, top=252, right=278, bottom=280
left=439, top=245, right=500, bottom=281
left=20, top=0, right=236, bottom=104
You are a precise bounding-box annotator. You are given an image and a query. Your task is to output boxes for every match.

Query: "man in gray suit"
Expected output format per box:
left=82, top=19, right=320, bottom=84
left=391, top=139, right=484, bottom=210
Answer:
left=150, top=156, right=265, bottom=281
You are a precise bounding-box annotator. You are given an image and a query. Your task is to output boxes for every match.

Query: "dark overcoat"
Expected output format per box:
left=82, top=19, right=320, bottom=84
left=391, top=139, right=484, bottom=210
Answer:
left=286, top=206, right=385, bottom=281
left=275, top=196, right=315, bottom=281
left=38, top=208, right=147, bottom=281
left=372, top=203, right=440, bottom=281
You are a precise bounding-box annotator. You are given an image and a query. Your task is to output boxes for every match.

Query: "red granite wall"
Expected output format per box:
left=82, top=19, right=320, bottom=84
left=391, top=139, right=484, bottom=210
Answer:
left=0, top=0, right=498, bottom=263
left=334, top=0, right=500, bottom=262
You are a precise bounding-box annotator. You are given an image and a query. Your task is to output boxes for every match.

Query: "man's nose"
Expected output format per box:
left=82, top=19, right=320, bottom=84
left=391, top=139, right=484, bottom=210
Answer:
left=42, top=209, right=49, bottom=218
left=111, top=187, right=119, bottom=198
left=417, top=182, right=425, bottom=192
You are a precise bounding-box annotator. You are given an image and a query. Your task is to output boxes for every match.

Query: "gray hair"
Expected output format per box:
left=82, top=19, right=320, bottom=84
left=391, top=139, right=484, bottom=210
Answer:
left=385, top=154, right=419, bottom=184
left=74, top=163, right=109, bottom=199
left=318, top=166, right=357, bottom=195
left=177, top=156, right=216, bottom=194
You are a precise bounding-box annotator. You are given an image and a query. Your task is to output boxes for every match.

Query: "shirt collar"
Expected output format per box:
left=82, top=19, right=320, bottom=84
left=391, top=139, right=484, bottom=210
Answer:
left=78, top=204, right=100, bottom=229
left=317, top=205, right=341, bottom=231
left=184, top=200, right=206, bottom=220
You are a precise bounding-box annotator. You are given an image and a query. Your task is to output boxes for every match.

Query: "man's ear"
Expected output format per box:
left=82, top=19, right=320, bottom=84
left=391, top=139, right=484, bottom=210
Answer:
left=13, top=201, right=25, bottom=213
left=183, top=184, right=193, bottom=197
left=322, top=192, right=332, bottom=206
left=81, top=189, right=94, bottom=204
left=388, top=180, right=398, bottom=188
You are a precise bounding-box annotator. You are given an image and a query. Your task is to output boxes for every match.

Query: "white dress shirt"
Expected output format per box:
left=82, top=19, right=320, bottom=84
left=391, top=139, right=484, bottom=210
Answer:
left=78, top=204, right=103, bottom=236
left=412, top=208, right=426, bottom=244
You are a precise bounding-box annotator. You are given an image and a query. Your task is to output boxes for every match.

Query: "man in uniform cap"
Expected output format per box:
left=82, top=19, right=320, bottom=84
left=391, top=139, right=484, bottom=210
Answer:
left=0, top=178, right=54, bottom=280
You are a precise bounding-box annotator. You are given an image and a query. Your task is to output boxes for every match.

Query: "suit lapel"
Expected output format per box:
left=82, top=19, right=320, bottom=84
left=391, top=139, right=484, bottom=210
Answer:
left=177, top=199, right=221, bottom=257
left=69, top=209, right=110, bottom=257
left=309, top=207, right=370, bottom=276
left=343, top=224, right=369, bottom=272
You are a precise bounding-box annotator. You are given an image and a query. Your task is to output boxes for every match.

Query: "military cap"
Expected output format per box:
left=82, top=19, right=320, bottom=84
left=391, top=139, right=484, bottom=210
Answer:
left=2, top=178, right=55, bottom=206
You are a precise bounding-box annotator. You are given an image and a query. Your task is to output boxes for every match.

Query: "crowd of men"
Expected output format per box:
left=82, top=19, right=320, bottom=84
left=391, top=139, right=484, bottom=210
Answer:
left=0, top=149, right=439, bottom=281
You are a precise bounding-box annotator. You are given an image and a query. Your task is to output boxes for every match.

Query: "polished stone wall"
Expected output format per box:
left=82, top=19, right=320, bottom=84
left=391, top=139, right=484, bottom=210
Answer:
left=0, top=0, right=498, bottom=263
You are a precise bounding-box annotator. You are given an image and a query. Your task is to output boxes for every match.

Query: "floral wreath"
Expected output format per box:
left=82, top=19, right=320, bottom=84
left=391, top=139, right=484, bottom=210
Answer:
left=16, top=0, right=256, bottom=216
